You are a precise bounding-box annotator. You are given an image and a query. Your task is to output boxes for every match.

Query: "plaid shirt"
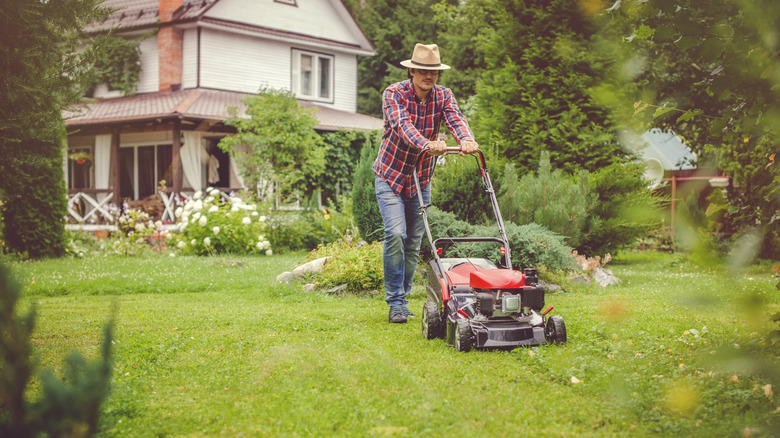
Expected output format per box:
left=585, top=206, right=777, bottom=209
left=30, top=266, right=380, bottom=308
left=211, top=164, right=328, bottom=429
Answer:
left=373, top=79, right=475, bottom=198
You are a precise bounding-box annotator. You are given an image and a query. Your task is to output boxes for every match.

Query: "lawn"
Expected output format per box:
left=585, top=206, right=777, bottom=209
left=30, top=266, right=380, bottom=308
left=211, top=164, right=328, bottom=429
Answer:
left=6, top=250, right=779, bottom=437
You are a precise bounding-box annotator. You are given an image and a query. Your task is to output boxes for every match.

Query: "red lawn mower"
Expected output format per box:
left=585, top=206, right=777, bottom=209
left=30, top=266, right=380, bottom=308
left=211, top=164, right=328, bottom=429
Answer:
left=413, top=147, right=567, bottom=351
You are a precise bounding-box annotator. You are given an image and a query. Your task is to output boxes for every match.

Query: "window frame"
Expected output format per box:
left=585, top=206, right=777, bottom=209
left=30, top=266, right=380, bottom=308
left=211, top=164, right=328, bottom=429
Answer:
left=291, top=48, right=335, bottom=104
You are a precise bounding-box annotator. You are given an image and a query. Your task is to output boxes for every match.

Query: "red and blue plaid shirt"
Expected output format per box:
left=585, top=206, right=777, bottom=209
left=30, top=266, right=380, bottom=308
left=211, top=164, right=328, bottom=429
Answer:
left=373, top=79, right=475, bottom=198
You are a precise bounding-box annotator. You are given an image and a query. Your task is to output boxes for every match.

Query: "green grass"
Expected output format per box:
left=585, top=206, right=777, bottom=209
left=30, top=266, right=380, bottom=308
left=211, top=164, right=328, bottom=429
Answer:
left=7, top=251, right=780, bottom=437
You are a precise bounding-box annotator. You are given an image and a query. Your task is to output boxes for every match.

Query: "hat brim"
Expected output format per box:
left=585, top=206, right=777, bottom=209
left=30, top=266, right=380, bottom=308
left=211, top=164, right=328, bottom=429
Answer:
left=400, top=60, right=451, bottom=70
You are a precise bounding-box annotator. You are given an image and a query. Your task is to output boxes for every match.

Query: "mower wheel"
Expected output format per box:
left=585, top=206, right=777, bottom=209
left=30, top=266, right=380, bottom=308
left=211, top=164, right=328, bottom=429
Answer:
left=422, top=301, right=442, bottom=340
left=454, top=319, right=474, bottom=352
left=545, top=315, right=567, bottom=345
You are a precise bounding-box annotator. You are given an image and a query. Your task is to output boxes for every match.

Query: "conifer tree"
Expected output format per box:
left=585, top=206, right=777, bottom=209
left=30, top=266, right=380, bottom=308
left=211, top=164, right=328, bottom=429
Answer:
left=0, top=0, right=111, bottom=258
left=351, top=132, right=384, bottom=242
left=0, top=263, right=114, bottom=437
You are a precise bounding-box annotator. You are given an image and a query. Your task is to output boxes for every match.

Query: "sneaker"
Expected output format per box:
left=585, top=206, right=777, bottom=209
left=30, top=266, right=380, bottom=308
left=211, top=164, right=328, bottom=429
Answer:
left=388, top=306, right=407, bottom=324
left=402, top=305, right=415, bottom=318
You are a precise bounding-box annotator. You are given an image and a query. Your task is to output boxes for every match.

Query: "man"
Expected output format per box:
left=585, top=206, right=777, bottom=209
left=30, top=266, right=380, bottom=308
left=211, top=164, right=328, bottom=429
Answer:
left=374, top=43, right=479, bottom=324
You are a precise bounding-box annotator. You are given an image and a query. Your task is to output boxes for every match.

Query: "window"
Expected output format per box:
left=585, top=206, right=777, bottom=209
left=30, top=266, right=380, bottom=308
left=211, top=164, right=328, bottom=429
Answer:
left=292, top=49, right=334, bottom=103
left=67, top=147, right=93, bottom=190
left=120, top=144, right=173, bottom=200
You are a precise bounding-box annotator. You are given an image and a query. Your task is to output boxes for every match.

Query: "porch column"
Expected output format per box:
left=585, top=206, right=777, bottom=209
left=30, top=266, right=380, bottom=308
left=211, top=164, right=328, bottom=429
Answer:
left=172, top=118, right=182, bottom=194
left=111, top=130, right=120, bottom=204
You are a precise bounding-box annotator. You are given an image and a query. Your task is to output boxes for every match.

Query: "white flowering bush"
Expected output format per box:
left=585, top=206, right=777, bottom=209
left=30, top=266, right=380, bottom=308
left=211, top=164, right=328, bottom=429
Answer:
left=173, top=187, right=272, bottom=256
left=112, top=209, right=169, bottom=255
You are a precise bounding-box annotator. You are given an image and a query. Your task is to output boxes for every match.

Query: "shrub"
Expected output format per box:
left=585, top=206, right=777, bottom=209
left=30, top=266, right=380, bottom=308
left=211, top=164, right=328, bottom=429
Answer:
left=578, top=161, right=664, bottom=255
left=1, top=138, right=67, bottom=258
left=351, top=132, right=384, bottom=242
left=431, top=153, right=492, bottom=225
left=0, top=263, right=113, bottom=436
left=110, top=208, right=168, bottom=256
left=498, top=152, right=595, bottom=248
left=427, top=208, right=577, bottom=272
left=172, top=188, right=272, bottom=256
left=267, top=198, right=357, bottom=253
left=307, top=240, right=384, bottom=293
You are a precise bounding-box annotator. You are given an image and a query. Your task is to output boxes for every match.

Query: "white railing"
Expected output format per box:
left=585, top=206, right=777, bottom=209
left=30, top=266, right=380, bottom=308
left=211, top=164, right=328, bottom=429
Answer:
left=67, top=191, right=117, bottom=225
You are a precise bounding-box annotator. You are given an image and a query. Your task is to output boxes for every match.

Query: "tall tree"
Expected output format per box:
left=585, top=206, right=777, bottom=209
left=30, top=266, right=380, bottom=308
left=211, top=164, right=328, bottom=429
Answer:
left=0, top=0, right=111, bottom=258
left=594, top=0, right=780, bottom=257
left=219, top=87, right=326, bottom=203
left=440, top=0, right=630, bottom=175
left=343, top=0, right=457, bottom=118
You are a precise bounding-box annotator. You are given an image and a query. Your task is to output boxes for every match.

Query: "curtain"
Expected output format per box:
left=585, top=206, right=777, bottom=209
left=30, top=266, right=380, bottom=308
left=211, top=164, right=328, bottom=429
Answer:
left=181, top=131, right=203, bottom=192
left=94, top=134, right=111, bottom=201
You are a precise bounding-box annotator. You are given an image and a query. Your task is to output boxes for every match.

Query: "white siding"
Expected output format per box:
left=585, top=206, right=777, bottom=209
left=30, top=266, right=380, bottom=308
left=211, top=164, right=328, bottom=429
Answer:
left=333, top=52, right=357, bottom=113
left=136, top=35, right=159, bottom=93
left=205, top=0, right=358, bottom=45
left=182, top=28, right=198, bottom=89
left=199, top=28, right=290, bottom=93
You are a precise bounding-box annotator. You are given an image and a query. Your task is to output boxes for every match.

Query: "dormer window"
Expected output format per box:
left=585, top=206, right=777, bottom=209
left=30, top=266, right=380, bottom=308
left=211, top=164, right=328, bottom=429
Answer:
left=292, top=49, right=334, bottom=103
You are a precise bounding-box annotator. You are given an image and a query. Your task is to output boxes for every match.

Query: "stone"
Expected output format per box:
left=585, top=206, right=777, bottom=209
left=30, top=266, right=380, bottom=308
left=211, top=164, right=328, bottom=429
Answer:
left=302, top=283, right=317, bottom=293
left=569, top=274, right=591, bottom=286
left=325, top=284, right=347, bottom=295
left=276, top=271, right=295, bottom=283
left=291, top=256, right=331, bottom=277
left=538, top=280, right=563, bottom=292
left=592, top=267, right=620, bottom=287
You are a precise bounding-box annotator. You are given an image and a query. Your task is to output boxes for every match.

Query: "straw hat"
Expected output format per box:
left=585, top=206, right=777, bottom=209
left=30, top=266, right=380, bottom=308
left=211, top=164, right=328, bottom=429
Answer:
left=400, top=43, right=451, bottom=70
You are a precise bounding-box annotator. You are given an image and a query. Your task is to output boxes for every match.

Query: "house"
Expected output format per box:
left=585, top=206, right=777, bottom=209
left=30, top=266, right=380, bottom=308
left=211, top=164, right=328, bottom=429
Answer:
left=63, top=0, right=382, bottom=224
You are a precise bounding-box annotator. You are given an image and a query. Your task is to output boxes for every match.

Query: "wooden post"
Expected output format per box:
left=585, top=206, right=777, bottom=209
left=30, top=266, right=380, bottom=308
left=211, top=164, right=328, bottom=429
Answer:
left=670, top=175, right=677, bottom=242
left=111, top=130, right=120, bottom=204
left=172, top=119, right=182, bottom=195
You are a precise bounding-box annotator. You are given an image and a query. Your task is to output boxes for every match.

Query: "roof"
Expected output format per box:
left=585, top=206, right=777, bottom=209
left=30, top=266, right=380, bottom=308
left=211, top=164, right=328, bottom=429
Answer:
left=640, top=129, right=697, bottom=170
left=63, top=88, right=384, bottom=132
left=621, top=128, right=698, bottom=170
left=89, top=0, right=218, bottom=32
left=88, top=0, right=375, bottom=54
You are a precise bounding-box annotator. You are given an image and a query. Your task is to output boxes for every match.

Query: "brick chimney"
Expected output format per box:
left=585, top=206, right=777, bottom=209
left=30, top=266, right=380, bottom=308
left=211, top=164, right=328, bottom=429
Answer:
left=158, top=0, right=183, bottom=92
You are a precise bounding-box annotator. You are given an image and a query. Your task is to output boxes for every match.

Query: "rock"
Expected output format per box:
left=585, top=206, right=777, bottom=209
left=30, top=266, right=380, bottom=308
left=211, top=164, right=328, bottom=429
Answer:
left=302, top=283, right=317, bottom=293
left=569, top=274, right=591, bottom=286
left=592, top=267, right=620, bottom=287
left=276, top=271, right=295, bottom=283
left=291, top=256, right=331, bottom=277
left=538, top=280, right=562, bottom=292
left=325, top=284, right=347, bottom=295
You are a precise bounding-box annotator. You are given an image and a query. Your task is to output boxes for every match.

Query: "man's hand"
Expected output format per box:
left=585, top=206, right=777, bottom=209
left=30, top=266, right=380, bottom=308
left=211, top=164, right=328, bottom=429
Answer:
left=427, top=140, right=448, bottom=156
left=459, top=140, right=479, bottom=156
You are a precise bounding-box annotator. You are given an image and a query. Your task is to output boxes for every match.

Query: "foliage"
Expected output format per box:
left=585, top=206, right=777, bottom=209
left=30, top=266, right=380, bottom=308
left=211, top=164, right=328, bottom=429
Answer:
left=317, top=130, right=366, bottom=208
left=219, top=87, right=325, bottom=202
left=172, top=188, right=272, bottom=256
left=595, top=0, right=780, bottom=258
left=499, top=152, right=596, bottom=248
left=1, top=137, right=68, bottom=258
left=307, top=240, right=384, bottom=293
left=351, top=132, right=384, bottom=243
left=266, top=198, right=357, bottom=253
left=427, top=207, right=578, bottom=272
left=342, top=0, right=454, bottom=118
left=0, top=262, right=113, bottom=437
left=0, top=0, right=110, bottom=142
left=110, top=209, right=168, bottom=256
left=579, top=160, right=665, bottom=255
left=461, top=0, right=630, bottom=174
left=431, top=150, right=497, bottom=225
left=89, top=33, right=144, bottom=95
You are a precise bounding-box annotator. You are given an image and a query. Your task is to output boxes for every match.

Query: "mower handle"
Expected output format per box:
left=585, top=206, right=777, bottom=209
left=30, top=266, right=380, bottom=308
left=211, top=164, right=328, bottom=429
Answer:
left=413, top=147, right=487, bottom=174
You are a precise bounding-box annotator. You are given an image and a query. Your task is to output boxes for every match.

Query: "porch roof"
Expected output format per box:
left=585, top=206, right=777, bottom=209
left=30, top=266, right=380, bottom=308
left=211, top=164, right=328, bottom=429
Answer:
left=63, top=88, right=384, bottom=132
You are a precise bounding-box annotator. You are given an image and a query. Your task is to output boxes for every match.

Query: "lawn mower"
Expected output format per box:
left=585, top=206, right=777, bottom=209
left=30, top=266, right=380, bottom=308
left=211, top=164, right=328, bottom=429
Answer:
left=414, top=147, right=566, bottom=351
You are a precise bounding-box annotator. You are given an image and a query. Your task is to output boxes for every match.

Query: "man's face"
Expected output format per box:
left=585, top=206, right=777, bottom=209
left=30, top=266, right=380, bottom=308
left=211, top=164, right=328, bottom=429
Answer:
left=409, top=68, right=439, bottom=94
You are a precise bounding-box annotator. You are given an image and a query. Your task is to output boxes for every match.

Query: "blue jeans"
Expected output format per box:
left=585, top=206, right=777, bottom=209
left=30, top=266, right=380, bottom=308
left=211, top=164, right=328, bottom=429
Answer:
left=375, top=175, right=431, bottom=308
